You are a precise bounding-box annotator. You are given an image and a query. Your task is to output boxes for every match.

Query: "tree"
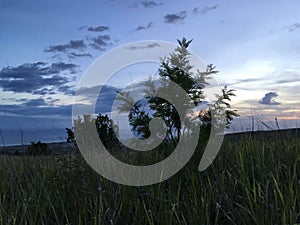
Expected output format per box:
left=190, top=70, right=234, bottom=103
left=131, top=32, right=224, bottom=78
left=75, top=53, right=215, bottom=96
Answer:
left=74, top=113, right=120, bottom=151
left=117, top=38, right=238, bottom=143
left=95, top=113, right=120, bottom=149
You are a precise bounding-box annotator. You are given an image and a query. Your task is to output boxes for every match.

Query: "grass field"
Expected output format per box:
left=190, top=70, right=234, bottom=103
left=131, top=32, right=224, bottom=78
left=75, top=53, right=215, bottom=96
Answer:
left=0, top=130, right=299, bottom=225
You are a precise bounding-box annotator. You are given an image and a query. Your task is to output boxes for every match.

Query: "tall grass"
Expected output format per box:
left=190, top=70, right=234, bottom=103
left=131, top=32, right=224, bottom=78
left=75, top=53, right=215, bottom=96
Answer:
left=0, top=131, right=299, bottom=224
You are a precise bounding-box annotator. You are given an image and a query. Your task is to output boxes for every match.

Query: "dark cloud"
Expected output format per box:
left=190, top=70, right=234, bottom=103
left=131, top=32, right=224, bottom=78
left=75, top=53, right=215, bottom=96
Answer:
left=76, top=85, right=118, bottom=99
left=192, top=5, right=218, bottom=15
left=50, top=54, right=63, bottom=61
left=45, top=40, right=86, bottom=52
left=96, top=86, right=120, bottom=113
left=259, top=92, right=281, bottom=105
left=164, top=11, right=187, bottom=24
left=0, top=102, right=72, bottom=117
left=87, top=26, right=109, bottom=32
left=89, top=35, right=111, bottom=50
left=23, top=98, right=48, bottom=107
left=128, top=1, right=162, bottom=8
left=125, top=42, right=161, bottom=50
left=131, top=22, right=153, bottom=32
left=0, top=62, right=78, bottom=95
left=49, top=62, right=79, bottom=74
left=0, top=97, right=70, bottom=117
left=142, top=1, right=163, bottom=8
left=45, top=97, right=60, bottom=105
left=224, top=78, right=263, bottom=86
left=68, top=52, right=93, bottom=59
left=289, top=23, right=300, bottom=32
left=32, top=88, right=57, bottom=95
left=75, top=85, right=120, bottom=114
left=57, top=85, right=75, bottom=95
left=78, top=25, right=88, bottom=31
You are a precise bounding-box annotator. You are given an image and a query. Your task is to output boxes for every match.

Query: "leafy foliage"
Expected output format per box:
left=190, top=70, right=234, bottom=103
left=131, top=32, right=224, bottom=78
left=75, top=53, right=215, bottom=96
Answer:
left=74, top=113, right=120, bottom=151
left=117, top=38, right=238, bottom=142
left=95, top=113, right=120, bottom=149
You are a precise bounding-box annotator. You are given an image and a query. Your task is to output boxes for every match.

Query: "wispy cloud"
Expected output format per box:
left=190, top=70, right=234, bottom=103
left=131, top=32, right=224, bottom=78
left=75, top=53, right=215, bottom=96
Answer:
left=87, top=26, right=109, bottom=32
left=223, top=78, right=263, bottom=86
left=131, top=22, right=153, bottom=32
left=259, top=92, right=281, bottom=105
left=0, top=102, right=72, bottom=117
left=89, top=35, right=111, bottom=50
left=73, top=85, right=120, bottom=114
left=142, top=1, right=163, bottom=8
left=78, top=25, right=88, bottom=31
left=23, top=98, right=48, bottom=107
left=0, top=62, right=78, bottom=95
left=45, top=40, right=86, bottom=52
left=125, top=42, right=161, bottom=50
left=128, top=1, right=163, bottom=8
left=192, top=5, right=218, bottom=15
left=0, top=84, right=127, bottom=118
left=289, top=23, right=300, bottom=32
left=67, top=52, right=93, bottom=59
left=164, top=11, right=187, bottom=24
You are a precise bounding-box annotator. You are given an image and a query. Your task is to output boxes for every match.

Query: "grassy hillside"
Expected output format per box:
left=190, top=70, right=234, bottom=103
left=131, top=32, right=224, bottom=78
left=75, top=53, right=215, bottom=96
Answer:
left=0, top=130, right=299, bottom=225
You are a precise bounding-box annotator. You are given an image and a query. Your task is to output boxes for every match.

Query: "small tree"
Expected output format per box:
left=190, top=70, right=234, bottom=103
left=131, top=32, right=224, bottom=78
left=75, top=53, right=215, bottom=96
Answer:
left=117, top=38, right=238, bottom=143
left=74, top=113, right=120, bottom=151
left=27, top=141, right=51, bottom=156
left=95, top=113, right=120, bottom=149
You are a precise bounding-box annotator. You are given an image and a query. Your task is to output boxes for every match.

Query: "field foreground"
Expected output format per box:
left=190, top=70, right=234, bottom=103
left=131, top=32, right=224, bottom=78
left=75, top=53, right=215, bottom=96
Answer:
left=0, top=130, right=300, bottom=225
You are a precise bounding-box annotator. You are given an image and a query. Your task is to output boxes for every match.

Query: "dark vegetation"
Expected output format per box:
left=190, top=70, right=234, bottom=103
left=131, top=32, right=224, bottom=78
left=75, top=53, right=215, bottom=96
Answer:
left=27, top=141, right=52, bottom=156
left=115, top=38, right=237, bottom=144
left=0, top=129, right=299, bottom=225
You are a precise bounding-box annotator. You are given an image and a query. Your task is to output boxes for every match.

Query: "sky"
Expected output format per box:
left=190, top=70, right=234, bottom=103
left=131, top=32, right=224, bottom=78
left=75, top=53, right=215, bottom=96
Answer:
left=1, top=0, right=300, bottom=144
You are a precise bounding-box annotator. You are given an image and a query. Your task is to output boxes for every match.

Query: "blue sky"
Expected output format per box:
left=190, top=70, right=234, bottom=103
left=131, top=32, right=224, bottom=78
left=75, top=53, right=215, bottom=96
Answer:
left=1, top=0, right=300, bottom=141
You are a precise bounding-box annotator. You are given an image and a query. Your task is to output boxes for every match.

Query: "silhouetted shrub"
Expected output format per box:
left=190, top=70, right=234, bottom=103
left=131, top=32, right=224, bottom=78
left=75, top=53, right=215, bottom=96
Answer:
left=27, top=141, right=51, bottom=156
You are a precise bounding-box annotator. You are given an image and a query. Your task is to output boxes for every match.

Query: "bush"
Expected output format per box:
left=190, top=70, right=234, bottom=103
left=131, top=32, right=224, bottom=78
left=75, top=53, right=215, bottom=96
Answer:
left=27, top=141, right=51, bottom=156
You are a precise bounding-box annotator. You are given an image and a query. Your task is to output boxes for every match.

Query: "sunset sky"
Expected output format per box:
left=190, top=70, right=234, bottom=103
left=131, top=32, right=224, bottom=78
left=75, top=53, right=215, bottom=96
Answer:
left=1, top=0, right=300, bottom=144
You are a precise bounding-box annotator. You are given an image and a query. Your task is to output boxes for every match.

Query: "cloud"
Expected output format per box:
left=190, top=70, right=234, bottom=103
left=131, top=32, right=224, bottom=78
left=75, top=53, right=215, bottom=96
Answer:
left=87, top=26, right=109, bottom=32
left=289, top=23, right=300, bottom=32
left=67, top=52, right=93, bottom=59
left=0, top=102, right=73, bottom=117
left=89, top=35, right=111, bottom=50
left=223, top=78, right=263, bottom=86
left=32, top=88, right=57, bottom=95
left=128, top=1, right=162, bottom=8
left=57, top=85, right=75, bottom=95
left=142, top=1, right=163, bottom=8
left=74, top=85, right=120, bottom=114
left=164, top=11, right=187, bottom=24
left=273, top=72, right=300, bottom=85
left=0, top=97, right=70, bottom=117
left=259, top=92, right=281, bottom=105
left=0, top=62, right=78, bottom=95
left=45, top=40, right=86, bottom=52
left=78, top=25, right=88, bottom=31
left=192, top=5, right=218, bottom=15
left=49, top=62, right=79, bottom=74
left=131, top=22, right=153, bottom=32
left=23, top=98, right=48, bottom=107
left=125, top=42, right=161, bottom=50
